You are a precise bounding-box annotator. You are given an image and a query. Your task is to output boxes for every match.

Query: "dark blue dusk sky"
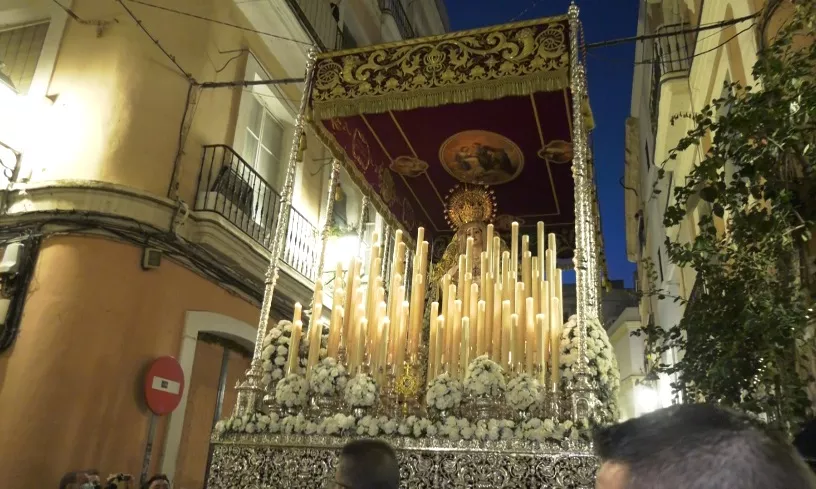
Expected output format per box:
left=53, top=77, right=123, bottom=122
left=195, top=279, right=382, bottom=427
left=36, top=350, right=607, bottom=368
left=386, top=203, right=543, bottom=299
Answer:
left=443, top=0, right=640, bottom=287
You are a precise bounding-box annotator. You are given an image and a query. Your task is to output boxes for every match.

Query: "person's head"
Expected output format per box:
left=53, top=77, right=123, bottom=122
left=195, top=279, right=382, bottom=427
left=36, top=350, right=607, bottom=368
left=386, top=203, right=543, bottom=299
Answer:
left=60, top=471, right=100, bottom=489
left=142, top=474, right=169, bottom=489
left=594, top=404, right=816, bottom=489
left=333, top=439, right=399, bottom=489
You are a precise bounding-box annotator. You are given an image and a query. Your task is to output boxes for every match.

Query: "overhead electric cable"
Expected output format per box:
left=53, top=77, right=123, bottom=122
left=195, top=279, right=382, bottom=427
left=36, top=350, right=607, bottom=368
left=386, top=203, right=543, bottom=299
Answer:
left=126, top=0, right=314, bottom=47
left=115, top=0, right=194, bottom=81
left=585, top=13, right=758, bottom=50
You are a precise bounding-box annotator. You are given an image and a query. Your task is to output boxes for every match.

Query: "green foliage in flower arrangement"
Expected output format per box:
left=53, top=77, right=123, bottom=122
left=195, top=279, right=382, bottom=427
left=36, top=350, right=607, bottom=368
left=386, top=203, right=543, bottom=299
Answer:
left=637, top=2, right=816, bottom=432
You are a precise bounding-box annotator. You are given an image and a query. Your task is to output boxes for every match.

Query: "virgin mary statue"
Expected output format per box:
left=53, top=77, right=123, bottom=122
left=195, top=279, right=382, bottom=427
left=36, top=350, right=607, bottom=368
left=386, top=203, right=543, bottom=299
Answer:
left=430, top=184, right=506, bottom=287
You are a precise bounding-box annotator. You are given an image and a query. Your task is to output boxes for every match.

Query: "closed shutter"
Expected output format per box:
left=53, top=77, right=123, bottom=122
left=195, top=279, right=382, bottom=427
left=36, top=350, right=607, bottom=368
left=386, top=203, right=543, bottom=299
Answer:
left=0, top=22, right=49, bottom=94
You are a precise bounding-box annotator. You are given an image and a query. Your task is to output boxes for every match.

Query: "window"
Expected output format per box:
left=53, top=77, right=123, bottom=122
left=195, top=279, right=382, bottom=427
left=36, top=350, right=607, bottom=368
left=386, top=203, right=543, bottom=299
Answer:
left=0, top=22, right=49, bottom=94
left=233, top=54, right=293, bottom=193
left=241, top=95, right=285, bottom=185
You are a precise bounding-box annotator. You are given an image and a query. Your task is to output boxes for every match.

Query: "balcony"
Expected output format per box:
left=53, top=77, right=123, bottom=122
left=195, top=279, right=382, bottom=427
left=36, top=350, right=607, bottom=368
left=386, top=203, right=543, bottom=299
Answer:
left=286, top=0, right=344, bottom=51
left=196, top=145, right=319, bottom=281
left=649, top=23, right=695, bottom=134
left=380, top=0, right=415, bottom=39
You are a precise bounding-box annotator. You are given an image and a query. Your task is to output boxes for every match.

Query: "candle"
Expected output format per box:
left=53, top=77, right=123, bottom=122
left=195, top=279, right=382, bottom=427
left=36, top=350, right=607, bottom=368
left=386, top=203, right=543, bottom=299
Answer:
left=480, top=252, right=488, bottom=295
left=463, top=271, right=472, bottom=321
left=469, top=283, right=479, bottom=354
left=434, top=315, right=444, bottom=383
left=515, top=282, right=525, bottom=368
left=287, top=320, right=303, bottom=376
left=476, top=300, right=486, bottom=356
left=521, top=234, right=530, bottom=280
left=537, top=222, right=545, bottom=276
left=394, top=301, right=409, bottom=378
left=492, top=281, right=502, bottom=363
left=457, top=255, right=466, bottom=299
left=379, top=317, right=391, bottom=383
left=492, top=236, right=501, bottom=278
left=327, top=303, right=343, bottom=358
left=525, top=297, right=535, bottom=375
left=486, top=224, right=494, bottom=271
left=501, top=252, right=511, bottom=299
left=522, top=250, right=532, bottom=300
left=344, top=259, right=360, bottom=345
left=415, top=227, right=425, bottom=256
left=446, top=284, right=457, bottom=373
left=452, top=300, right=462, bottom=379
left=484, top=273, right=494, bottom=357
left=511, top=222, right=519, bottom=279
left=550, top=297, right=561, bottom=389
left=556, top=269, right=563, bottom=306
left=510, top=314, right=518, bottom=373
left=395, top=242, right=406, bottom=278
left=537, top=313, right=549, bottom=385
left=532, top=265, right=540, bottom=318
left=461, top=317, right=471, bottom=380
left=465, top=236, right=474, bottom=274
left=427, top=303, right=439, bottom=384
left=293, top=302, right=302, bottom=324
left=358, top=317, right=368, bottom=373
left=441, top=274, right=451, bottom=348
left=501, top=300, right=511, bottom=371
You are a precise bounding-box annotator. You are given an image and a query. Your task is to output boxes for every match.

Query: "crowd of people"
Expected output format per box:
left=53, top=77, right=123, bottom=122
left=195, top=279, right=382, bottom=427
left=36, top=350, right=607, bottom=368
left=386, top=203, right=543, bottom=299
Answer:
left=328, top=404, right=816, bottom=489
left=57, top=404, right=815, bottom=488
left=58, top=471, right=169, bottom=489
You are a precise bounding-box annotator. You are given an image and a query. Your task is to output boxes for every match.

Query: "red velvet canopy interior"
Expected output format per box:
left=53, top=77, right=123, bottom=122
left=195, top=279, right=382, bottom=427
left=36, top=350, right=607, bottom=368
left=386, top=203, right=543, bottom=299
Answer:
left=317, top=90, right=576, bottom=242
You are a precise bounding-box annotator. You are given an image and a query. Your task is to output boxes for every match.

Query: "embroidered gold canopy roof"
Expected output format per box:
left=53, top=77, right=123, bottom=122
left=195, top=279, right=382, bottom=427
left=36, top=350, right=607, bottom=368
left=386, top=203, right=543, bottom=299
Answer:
left=308, top=13, right=600, bottom=260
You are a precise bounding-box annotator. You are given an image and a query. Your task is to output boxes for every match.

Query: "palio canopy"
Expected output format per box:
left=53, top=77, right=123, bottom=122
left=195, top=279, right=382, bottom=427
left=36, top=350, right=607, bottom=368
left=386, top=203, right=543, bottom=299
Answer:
left=309, top=13, right=596, bottom=257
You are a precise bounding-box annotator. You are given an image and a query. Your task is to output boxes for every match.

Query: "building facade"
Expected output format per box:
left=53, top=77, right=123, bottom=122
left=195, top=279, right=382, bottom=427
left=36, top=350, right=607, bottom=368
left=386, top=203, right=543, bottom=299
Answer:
left=624, top=0, right=796, bottom=411
left=0, top=0, right=447, bottom=486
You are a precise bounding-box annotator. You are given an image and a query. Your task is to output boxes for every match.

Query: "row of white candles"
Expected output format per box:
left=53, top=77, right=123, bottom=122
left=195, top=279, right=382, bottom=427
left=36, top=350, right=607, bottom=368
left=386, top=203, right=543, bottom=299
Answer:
left=284, top=222, right=565, bottom=391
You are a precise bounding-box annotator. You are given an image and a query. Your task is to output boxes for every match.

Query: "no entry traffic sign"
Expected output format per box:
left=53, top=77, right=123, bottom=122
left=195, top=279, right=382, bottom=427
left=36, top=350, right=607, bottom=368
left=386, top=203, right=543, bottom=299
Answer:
left=144, top=356, right=185, bottom=416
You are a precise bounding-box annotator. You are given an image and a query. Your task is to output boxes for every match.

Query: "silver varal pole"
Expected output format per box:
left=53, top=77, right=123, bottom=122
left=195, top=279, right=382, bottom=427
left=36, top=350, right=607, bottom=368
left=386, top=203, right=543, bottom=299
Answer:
left=568, top=2, right=599, bottom=423
left=316, top=160, right=341, bottom=283
left=234, top=48, right=319, bottom=416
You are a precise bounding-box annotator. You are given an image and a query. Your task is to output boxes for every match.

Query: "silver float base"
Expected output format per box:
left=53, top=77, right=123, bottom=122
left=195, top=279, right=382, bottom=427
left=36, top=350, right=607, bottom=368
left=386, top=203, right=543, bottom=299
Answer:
left=207, top=434, right=598, bottom=488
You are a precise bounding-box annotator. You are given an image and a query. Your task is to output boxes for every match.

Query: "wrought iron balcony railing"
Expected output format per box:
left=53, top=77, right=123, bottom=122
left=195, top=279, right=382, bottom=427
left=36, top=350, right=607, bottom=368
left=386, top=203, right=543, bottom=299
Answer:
left=196, top=145, right=319, bottom=281
left=649, top=23, right=695, bottom=134
left=286, top=0, right=344, bottom=51
left=380, top=0, right=415, bottom=39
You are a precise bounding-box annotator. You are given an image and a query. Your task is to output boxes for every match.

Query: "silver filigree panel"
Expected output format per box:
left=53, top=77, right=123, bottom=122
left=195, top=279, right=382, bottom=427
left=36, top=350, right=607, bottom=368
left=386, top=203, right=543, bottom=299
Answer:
left=208, top=440, right=598, bottom=488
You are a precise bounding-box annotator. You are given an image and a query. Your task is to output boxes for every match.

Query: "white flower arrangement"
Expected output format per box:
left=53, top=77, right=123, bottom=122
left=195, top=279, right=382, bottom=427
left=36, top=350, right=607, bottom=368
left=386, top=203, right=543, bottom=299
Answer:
left=275, top=373, right=308, bottom=408
left=505, top=373, right=542, bottom=411
left=214, top=411, right=587, bottom=442
left=344, top=373, right=377, bottom=408
left=214, top=412, right=280, bottom=435
left=260, top=319, right=330, bottom=386
left=559, top=315, right=621, bottom=423
left=309, top=357, right=348, bottom=396
left=425, top=373, right=463, bottom=411
left=464, top=355, right=506, bottom=397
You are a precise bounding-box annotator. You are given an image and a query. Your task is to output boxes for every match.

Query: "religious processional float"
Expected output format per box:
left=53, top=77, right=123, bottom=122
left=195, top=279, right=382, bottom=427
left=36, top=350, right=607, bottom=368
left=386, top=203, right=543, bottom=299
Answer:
left=206, top=3, right=617, bottom=488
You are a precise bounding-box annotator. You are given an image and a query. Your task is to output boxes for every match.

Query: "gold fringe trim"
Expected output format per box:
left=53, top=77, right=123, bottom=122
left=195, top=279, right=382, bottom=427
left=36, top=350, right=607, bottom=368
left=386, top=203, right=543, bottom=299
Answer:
left=312, top=71, right=570, bottom=121
left=316, top=15, right=570, bottom=60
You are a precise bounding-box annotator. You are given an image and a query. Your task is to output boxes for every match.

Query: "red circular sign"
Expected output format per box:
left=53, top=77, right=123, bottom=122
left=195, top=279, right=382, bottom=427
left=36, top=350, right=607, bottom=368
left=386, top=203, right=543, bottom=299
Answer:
left=144, top=356, right=185, bottom=416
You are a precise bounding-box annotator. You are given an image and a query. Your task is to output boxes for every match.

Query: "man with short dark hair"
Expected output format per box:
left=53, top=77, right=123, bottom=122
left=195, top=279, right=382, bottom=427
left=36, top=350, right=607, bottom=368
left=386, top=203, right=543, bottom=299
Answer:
left=331, top=439, right=399, bottom=489
left=593, top=404, right=816, bottom=489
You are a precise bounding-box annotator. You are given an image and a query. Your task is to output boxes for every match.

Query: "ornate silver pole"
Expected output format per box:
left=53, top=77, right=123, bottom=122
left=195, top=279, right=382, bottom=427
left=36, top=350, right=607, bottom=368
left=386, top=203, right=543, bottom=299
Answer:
left=315, top=160, right=341, bottom=285
left=234, top=48, right=319, bottom=416
left=357, top=195, right=369, bottom=257
left=568, top=2, right=599, bottom=423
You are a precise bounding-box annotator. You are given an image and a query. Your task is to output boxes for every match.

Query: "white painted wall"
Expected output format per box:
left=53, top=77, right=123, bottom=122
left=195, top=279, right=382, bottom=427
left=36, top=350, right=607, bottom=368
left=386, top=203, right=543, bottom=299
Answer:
left=159, top=311, right=256, bottom=482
